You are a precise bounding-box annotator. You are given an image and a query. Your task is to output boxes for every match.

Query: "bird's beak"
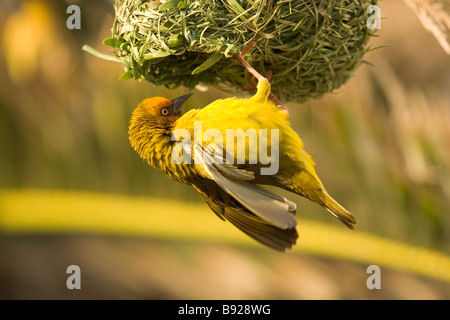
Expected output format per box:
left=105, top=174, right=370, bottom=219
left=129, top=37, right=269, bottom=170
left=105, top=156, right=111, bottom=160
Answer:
left=171, top=93, right=193, bottom=112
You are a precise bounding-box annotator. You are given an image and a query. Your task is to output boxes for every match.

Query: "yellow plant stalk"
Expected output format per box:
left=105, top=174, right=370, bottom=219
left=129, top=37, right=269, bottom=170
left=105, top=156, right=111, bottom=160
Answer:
left=1, top=189, right=449, bottom=283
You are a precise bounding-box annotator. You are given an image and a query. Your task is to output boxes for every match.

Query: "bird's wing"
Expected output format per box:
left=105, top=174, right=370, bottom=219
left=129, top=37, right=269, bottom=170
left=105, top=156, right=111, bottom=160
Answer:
left=193, top=142, right=297, bottom=230
left=193, top=183, right=298, bottom=251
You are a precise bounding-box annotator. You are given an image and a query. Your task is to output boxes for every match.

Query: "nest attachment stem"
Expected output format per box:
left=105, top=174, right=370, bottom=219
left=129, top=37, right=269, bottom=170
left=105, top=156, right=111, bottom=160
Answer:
left=235, top=41, right=289, bottom=114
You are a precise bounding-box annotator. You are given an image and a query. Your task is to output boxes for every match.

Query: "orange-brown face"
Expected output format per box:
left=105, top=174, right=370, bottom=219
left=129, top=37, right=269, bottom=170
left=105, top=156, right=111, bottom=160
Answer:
left=129, top=93, right=193, bottom=164
left=131, top=93, right=193, bottom=128
left=137, top=96, right=179, bottom=118
left=129, top=93, right=193, bottom=147
left=129, top=98, right=176, bottom=142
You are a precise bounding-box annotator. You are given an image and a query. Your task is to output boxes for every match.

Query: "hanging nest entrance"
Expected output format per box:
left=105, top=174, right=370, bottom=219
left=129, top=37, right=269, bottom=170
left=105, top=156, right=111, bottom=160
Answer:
left=108, top=0, right=378, bottom=102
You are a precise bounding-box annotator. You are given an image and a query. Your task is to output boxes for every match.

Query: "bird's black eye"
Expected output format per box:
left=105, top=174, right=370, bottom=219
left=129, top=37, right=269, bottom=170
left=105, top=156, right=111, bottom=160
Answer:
left=161, top=108, right=169, bottom=116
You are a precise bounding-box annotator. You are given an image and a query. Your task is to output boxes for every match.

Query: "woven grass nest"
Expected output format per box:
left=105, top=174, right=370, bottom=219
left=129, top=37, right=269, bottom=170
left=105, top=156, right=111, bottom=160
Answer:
left=108, top=0, right=377, bottom=102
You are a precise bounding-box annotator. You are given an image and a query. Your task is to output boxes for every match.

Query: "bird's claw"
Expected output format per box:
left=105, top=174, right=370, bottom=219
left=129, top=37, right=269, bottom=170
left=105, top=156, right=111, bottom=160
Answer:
left=235, top=41, right=289, bottom=114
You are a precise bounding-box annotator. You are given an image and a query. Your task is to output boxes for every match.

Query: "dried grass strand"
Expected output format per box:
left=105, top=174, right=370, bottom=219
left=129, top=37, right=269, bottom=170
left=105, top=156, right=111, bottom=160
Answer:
left=403, top=0, right=450, bottom=55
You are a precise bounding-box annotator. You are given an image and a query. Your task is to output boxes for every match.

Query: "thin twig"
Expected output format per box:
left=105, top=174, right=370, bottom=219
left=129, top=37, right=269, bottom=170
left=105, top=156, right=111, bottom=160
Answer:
left=235, top=41, right=289, bottom=113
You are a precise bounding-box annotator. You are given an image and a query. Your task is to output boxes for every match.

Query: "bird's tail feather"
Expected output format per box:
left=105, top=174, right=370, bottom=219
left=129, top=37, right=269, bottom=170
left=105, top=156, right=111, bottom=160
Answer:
left=323, top=193, right=356, bottom=229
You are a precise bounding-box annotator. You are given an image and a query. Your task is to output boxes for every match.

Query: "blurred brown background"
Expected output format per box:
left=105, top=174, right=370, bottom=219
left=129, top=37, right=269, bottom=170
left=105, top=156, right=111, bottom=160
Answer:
left=0, top=0, right=449, bottom=299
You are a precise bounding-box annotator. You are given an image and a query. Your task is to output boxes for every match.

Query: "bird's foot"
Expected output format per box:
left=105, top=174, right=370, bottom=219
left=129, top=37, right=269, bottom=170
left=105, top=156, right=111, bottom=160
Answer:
left=235, top=41, right=289, bottom=113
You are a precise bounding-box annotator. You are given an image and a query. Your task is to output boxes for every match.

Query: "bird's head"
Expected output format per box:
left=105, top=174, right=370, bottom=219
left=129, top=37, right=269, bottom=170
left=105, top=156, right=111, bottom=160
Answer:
left=129, top=93, right=192, bottom=164
left=130, top=93, right=192, bottom=130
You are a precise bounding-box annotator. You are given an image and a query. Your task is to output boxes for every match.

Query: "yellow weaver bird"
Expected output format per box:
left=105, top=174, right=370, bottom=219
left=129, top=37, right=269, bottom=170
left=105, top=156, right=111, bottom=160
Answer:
left=129, top=46, right=356, bottom=251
